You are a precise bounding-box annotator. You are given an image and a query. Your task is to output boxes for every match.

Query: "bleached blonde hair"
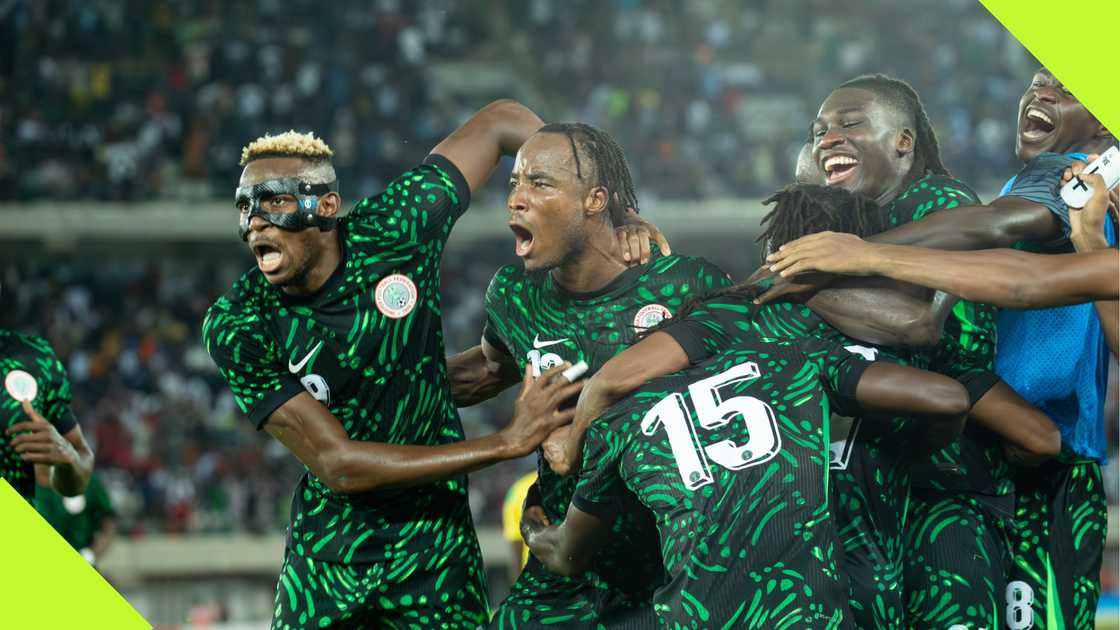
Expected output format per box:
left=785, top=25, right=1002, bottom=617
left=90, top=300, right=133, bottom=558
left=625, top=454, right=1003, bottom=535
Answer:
left=240, top=130, right=334, bottom=166
left=239, top=130, right=337, bottom=184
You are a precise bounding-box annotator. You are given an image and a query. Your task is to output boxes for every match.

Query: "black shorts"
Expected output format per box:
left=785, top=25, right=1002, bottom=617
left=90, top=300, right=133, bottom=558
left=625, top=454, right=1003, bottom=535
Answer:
left=903, top=489, right=1014, bottom=629
left=1006, top=460, right=1107, bottom=630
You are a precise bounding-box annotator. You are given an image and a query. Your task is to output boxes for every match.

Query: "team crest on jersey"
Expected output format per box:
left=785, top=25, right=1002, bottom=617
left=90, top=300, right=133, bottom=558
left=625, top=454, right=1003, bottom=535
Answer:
left=633, top=304, right=672, bottom=330
left=375, top=274, right=418, bottom=319
left=4, top=370, right=37, bottom=402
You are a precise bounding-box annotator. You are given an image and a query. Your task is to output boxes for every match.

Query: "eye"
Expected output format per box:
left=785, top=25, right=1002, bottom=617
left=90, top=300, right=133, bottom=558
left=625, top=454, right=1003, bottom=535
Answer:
left=532, top=180, right=549, bottom=189
left=237, top=201, right=249, bottom=213
left=270, top=197, right=287, bottom=207
left=842, top=120, right=861, bottom=128
left=813, top=127, right=825, bottom=138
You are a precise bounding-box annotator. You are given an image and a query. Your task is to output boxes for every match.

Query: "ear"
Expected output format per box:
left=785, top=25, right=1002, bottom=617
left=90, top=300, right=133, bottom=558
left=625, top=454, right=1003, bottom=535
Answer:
left=584, top=186, right=609, bottom=218
left=317, top=192, right=342, bottom=218
left=896, top=128, right=915, bottom=157
left=1091, top=118, right=1113, bottom=140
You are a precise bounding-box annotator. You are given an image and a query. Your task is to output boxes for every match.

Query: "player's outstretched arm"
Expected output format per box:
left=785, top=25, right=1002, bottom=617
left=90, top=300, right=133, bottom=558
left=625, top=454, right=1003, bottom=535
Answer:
left=968, top=380, right=1060, bottom=465
left=522, top=503, right=610, bottom=577
left=264, top=364, right=583, bottom=495
left=864, top=196, right=1060, bottom=250
left=764, top=231, right=1119, bottom=308
left=446, top=339, right=521, bottom=407
left=430, top=99, right=544, bottom=194
left=6, top=400, right=93, bottom=496
left=853, top=363, right=969, bottom=452
left=542, top=332, right=691, bottom=475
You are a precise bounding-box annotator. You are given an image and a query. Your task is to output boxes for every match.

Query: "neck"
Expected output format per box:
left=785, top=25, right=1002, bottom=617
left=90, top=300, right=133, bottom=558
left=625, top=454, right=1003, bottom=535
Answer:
left=549, top=225, right=628, bottom=294
left=1071, top=136, right=1112, bottom=156
left=281, top=235, right=342, bottom=297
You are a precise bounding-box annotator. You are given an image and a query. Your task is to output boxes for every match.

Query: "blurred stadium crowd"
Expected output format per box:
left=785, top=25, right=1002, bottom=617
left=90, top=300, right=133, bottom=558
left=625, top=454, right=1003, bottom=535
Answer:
left=5, top=0, right=1033, bottom=203
left=1, top=0, right=1117, bottom=611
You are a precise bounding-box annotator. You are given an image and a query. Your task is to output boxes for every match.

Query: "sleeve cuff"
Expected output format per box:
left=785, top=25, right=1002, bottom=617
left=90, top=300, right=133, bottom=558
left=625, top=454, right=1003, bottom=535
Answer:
left=424, top=154, right=472, bottom=213
left=834, top=357, right=874, bottom=414
left=247, top=379, right=308, bottom=430
left=572, top=492, right=616, bottom=519
left=957, top=371, right=1001, bottom=407
left=659, top=319, right=714, bottom=366
left=483, top=324, right=512, bottom=357
left=51, top=409, right=78, bottom=436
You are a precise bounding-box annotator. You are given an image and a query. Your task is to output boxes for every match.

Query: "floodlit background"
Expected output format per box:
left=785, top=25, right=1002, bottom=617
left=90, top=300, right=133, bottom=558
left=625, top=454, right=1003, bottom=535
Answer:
left=2, top=1, right=1116, bottom=627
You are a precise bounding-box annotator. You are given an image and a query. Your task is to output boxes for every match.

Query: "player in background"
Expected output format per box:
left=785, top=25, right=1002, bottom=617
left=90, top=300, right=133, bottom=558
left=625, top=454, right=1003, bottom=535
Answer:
left=761, top=172, right=1119, bottom=308
left=526, top=279, right=977, bottom=629
left=502, top=470, right=538, bottom=583
left=202, top=100, right=596, bottom=629
left=446, top=122, right=733, bottom=629
left=33, top=469, right=115, bottom=567
left=1, top=325, right=94, bottom=502
left=764, top=67, right=1117, bottom=629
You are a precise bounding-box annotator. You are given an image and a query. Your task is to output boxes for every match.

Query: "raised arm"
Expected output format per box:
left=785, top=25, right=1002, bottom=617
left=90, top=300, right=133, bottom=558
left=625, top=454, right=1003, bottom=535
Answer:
left=1066, top=167, right=1119, bottom=354
left=265, top=364, right=582, bottom=495
left=431, top=99, right=544, bottom=194
left=766, top=231, right=1118, bottom=308
left=447, top=338, right=521, bottom=407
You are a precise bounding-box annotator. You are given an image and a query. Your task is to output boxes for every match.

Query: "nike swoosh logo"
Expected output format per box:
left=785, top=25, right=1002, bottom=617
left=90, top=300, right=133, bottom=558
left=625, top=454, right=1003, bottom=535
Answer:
left=289, top=341, right=323, bottom=374
left=532, top=334, right=570, bottom=350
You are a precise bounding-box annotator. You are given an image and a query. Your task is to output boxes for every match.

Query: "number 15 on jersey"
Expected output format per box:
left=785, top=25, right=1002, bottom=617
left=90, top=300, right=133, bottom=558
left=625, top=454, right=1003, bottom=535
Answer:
left=641, top=361, right=782, bottom=490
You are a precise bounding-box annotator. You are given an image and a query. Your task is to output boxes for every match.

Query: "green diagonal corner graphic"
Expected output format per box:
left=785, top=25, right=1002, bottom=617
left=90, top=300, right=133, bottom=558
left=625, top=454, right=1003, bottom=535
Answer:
left=981, top=0, right=1120, bottom=136
left=0, top=480, right=150, bottom=629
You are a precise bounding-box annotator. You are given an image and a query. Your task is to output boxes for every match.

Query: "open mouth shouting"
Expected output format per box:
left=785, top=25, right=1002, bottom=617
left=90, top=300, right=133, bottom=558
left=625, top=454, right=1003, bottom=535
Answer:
left=510, top=222, right=535, bottom=258
left=251, top=239, right=285, bottom=274
left=1020, top=105, right=1057, bottom=144
left=822, top=153, right=859, bottom=186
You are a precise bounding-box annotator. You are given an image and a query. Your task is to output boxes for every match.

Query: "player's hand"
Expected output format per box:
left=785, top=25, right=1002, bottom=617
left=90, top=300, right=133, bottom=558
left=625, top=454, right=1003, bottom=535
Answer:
left=1066, top=165, right=1111, bottom=252
left=764, top=231, right=883, bottom=278
left=615, top=208, right=671, bottom=266
left=6, top=401, right=78, bottom=466
left=541, top=425, right=577, bottom=476
left=501, top=364, right=585, bottom=458
left=519, top=505, right=551, bottom=543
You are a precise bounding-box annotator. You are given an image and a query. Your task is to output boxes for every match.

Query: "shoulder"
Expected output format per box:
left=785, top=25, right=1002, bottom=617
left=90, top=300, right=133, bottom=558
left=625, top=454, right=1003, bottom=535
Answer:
left=921, top=173, right=982, bottom=204
left=203, top=272, right=270, bottom=342
left=348, top=158, right=471, bottom=218
left=485, top=264, right=531, bottom=299
left=645, top=253, right=733, bottom=288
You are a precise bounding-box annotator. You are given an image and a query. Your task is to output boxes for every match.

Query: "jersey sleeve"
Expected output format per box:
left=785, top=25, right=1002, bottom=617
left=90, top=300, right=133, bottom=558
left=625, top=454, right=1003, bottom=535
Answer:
left=1001, top=152, right=1077, bottom=236
left=202, top=299, right=305, bottom=429
left=796, top=337, right=872, bottom=416
left=572, top=417, right=627, bottom=519
left=481, top=266, right=515, bottom=357
left=659, top=301, right=752, bottom=365
left=345, top=154, right=472, bottom=248
left=39, top=340, right=77, bottom=436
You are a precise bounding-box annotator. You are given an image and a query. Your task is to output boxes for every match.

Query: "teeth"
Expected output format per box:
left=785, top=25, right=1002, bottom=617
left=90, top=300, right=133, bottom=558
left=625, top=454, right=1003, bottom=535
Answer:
left=824, top=155, right=858, bottom=172
left=1027, top=108, right=1053, bottom=126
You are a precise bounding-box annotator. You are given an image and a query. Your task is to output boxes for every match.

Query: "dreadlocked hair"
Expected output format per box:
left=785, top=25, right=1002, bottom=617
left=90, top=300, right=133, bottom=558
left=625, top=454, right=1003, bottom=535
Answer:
left=839, top=74, right=950, bottom=180
left=538, top=122, right=638, bottom=226
left=756, top=184, right=885, bottom=256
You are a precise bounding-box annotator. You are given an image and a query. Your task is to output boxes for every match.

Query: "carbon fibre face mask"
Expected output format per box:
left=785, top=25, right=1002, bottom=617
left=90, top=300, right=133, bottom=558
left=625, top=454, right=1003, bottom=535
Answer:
left=236, top=177, right=339, bottom=241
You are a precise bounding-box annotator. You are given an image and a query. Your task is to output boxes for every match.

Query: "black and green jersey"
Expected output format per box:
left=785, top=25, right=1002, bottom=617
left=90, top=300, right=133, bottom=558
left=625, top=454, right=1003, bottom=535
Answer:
left=33, top=474, right=114, bottom=553
left=574, top=333, right=869, bottom=629
left=885, top=174, right=1009, bottom=500
left=483, top=251, right=731, bottom=626
left=1, top=330, right=78, bottom=500
left=660, top=295, right=921, bottom=629
left=203, top=156, right=482, bottom=568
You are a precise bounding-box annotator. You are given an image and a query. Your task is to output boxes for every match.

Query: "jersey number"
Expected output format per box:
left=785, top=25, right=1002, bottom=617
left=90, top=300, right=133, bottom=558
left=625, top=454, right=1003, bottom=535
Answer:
left=640, top=361, right=781, bottom=490
left=301, top=374, right=331, bottom=405
left=1005, top=580, right=1034, bottom=630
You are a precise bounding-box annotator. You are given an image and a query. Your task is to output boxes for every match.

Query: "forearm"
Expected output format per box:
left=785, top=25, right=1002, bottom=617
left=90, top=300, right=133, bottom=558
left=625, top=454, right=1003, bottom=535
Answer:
left=525, top=522, right=592, bottom=577
left=867, top=199, right=1057, bottom=250
left=968, top=381, right=1060, bottom=462
left=322, top=433, right=518, bottom=495
left=91, top=520, right=115, bottom=559
left=447, top=345, right=515, bottom=407
left=808, top=278, right=952, bottom=347
left=50, top=448, right=93, bottom=497
left=864, top=246, right=1118, bottom=308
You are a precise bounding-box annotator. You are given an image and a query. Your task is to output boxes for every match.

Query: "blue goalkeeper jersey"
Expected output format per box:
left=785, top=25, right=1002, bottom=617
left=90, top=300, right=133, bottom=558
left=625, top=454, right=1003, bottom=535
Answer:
left=995, top=152, right=1116, bottom=462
